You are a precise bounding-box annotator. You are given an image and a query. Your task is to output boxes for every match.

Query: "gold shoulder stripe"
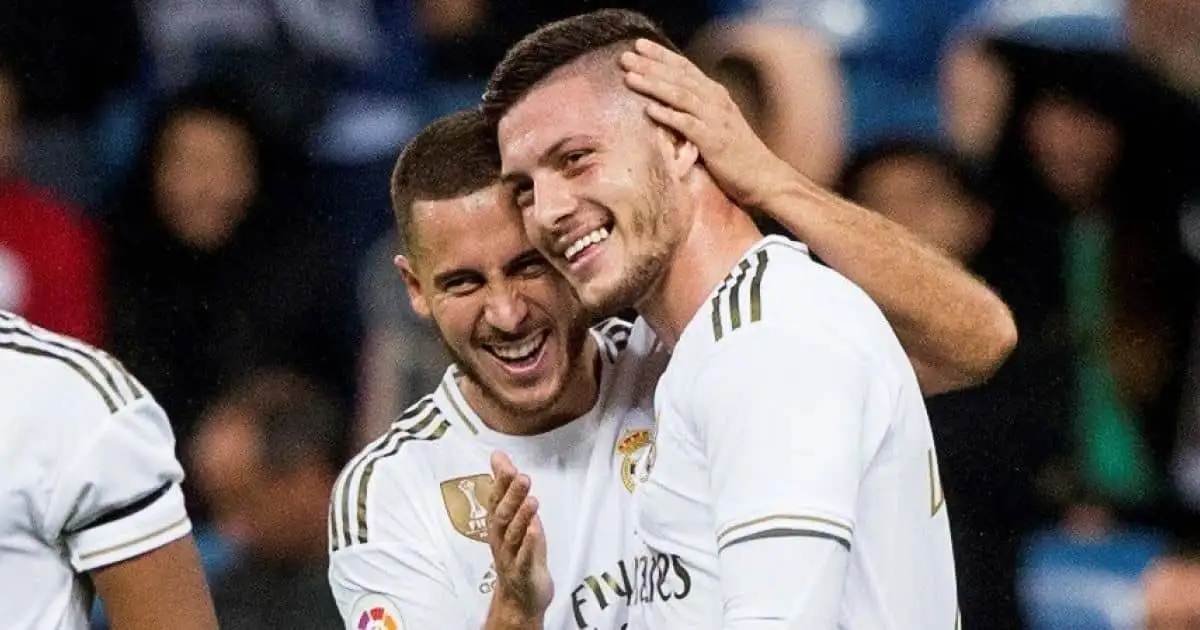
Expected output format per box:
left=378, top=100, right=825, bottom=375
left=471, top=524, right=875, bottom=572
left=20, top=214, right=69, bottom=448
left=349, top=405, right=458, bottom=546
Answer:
left=439, top=377, right=479, bottom=435
left=0, top=341, right=119, bottom=412
left=4, top=321, right=138, bottom=404
left=330, top=396, right=446, bottom=551
left=0, top=316, right=147, bottom=408
left=748, top=249, right=769, bottom=323
left=353, top=418, right=450, bottom=545
left=711, top=259, right=752, bottom=341
left=711, top=250, right=770, bottom=341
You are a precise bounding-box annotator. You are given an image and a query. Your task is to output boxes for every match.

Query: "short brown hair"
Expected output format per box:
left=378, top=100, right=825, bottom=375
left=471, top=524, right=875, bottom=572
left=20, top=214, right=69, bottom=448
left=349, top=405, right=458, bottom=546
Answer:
left=390, top=109, right=500, bottom=254
left=482, top=9, right=680, bottom=121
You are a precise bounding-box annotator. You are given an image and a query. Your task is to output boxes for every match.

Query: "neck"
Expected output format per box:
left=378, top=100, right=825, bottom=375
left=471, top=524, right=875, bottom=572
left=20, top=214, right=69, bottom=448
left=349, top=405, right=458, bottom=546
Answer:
left=639, top=187, right=763, bottom=349
left=463, top=335, right=600, bottom=436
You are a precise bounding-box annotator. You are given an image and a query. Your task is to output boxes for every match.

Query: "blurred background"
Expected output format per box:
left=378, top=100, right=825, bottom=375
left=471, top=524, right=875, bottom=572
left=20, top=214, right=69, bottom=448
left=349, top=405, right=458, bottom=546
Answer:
left=2, top=0, right=1199, bottom=628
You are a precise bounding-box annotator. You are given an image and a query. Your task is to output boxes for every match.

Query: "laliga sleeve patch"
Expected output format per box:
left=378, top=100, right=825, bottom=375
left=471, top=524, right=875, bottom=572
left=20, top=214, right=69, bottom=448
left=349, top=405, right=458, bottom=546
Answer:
left=347, top=593, right=405, bottom=630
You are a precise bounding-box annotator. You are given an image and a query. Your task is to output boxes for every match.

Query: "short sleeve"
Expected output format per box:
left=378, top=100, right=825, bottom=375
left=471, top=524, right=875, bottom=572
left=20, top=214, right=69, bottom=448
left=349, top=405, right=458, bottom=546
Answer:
left=328, top=462, right=468, bottom=629
left=690, top=324, right=870, bottom=553
left=52, top=398, right=190, bottom=572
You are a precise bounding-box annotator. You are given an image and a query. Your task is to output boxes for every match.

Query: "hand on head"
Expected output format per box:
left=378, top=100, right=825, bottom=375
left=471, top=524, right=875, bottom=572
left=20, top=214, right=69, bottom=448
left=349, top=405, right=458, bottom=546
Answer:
left=619, top=39, right=801, bottom=212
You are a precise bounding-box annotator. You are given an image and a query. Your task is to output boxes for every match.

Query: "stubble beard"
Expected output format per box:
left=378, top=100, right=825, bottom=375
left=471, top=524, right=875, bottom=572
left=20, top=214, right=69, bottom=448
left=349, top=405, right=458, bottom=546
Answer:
left=583, top=160, right=679, bottom=316
left=445, top=311, right=593, bottom=426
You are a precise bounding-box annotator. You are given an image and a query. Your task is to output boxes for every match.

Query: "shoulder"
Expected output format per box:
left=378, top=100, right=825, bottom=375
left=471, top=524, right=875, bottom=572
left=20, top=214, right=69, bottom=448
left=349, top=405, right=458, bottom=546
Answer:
left=698, top=241, right=891, bottom=356
left=0, top=311, right=154, bottom=431
left=330, top=395, right=458, bottom=551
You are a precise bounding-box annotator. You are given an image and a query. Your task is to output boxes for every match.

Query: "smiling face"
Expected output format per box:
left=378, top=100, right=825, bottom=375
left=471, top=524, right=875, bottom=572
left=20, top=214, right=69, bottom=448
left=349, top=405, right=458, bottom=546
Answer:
left=399, top=183, right=591, bottom=419
left=497, top=68, right=688, bottom=316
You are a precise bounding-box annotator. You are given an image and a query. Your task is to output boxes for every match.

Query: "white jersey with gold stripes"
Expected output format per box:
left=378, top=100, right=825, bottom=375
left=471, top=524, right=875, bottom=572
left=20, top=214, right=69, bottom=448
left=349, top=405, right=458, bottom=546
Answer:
left=0, top=311, right=191, bottom=630
left=328, top=318, right=691, bottom=630
left=631, top=236, right=959, bottom=629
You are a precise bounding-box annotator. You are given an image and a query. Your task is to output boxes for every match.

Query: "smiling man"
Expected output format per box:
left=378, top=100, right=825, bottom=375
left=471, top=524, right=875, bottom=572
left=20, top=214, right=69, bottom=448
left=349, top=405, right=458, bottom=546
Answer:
left=329, top=33, right=1014, bottom=628
left=485, top=9, right=982, bottom=630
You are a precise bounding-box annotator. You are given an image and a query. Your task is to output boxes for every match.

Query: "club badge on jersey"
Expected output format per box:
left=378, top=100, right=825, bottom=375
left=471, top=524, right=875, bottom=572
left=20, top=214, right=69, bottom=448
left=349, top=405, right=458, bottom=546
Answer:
left=618, top=428, right=654, bottom=493
left=440, top=474, right=494, bottom=543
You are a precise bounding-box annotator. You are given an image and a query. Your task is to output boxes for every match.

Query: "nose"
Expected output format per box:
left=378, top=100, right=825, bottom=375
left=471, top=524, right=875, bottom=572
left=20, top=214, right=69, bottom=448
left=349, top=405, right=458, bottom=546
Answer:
left=483, top=282, right=530, bottom=333
left=529, top=174, right=576, bottom=234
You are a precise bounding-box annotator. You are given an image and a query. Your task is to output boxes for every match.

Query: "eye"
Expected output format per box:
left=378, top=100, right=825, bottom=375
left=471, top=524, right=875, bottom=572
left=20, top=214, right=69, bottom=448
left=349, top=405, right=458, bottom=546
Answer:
left=442, top=277, right=482, bottom=296
left=515, top=256, right=551, bottom=278
left=563, top=149, right=592, bottom=168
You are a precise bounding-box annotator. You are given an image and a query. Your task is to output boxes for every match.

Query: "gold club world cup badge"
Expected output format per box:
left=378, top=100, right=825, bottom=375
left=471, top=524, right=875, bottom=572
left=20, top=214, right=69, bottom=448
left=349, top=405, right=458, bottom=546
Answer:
left=440, top=474, right=495, bottom=542
left=618, top=428, right=653, bottom=493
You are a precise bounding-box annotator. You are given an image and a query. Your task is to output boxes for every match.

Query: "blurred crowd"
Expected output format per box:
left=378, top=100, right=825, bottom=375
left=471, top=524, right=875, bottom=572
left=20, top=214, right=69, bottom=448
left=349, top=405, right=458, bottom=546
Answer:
left=2, top=0, right=1200, bottom=628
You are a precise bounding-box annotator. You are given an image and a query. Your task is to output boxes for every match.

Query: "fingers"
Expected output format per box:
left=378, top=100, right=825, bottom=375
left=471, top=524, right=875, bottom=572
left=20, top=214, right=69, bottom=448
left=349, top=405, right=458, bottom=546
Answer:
left=620, top=40, right=717, bottom=98
left=491, top=450, right=518, bottom=486
left=504, top=495, right=539, bottom=551
left=514, top=513, right=547, bottom=570
left=487, top=451, right=530, bottom=546
left=633, top=38, right=690, bottom=69
left=624, top=71, right=707, bottom=119
left=644, top=101, right=701, bottom=139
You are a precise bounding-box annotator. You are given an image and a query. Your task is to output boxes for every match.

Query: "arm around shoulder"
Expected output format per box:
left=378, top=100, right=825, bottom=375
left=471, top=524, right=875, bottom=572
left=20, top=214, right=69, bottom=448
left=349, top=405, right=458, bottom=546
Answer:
left=759, top=176, right=1018, bottom=395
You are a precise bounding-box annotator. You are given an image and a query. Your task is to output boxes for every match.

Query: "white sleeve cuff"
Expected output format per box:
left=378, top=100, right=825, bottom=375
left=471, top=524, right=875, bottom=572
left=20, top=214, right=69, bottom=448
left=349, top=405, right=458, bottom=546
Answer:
left=67, top=483, right=191, bottom=572
left=717, top=511, right=854, bottom=553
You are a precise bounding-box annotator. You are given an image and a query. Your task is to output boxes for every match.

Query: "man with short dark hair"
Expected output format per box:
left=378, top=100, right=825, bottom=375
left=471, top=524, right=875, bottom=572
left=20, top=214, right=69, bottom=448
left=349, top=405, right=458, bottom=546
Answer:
left=192, top=367, right=345, bottom=630
left=488, top=9, right=990, bottom=628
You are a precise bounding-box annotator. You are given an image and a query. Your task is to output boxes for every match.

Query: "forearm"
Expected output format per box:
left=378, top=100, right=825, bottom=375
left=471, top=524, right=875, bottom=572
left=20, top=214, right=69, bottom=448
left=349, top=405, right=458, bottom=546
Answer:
left=483, top=590, right=545, bottom=630
left=760, top=176, right=1017, bottom=394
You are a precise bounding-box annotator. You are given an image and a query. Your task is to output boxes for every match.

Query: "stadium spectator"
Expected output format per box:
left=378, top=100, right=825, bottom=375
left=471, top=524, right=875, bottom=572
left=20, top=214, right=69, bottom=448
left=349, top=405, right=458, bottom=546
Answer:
left=103, top=84, right=361, bottom=515
left=191, top=367, right=346, bottom=630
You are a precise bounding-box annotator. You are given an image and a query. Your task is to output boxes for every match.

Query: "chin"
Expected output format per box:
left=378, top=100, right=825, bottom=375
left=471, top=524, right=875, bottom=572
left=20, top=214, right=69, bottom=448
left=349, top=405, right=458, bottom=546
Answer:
left=496, top=385, right=563, bottom=417
left=580, top=279, right=639, bottom=317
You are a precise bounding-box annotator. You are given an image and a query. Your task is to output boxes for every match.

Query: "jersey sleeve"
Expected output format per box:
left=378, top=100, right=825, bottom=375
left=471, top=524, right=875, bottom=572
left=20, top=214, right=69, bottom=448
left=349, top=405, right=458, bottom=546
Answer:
left=328, top=462, right=469, bottom=629
left=51, top=397, right=191, bottom=573
left=689, top=324, right=870, bottom=624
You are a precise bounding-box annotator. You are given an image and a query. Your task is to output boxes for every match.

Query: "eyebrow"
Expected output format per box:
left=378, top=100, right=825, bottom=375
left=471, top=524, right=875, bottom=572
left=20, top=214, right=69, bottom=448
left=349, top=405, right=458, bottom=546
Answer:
left=500, top=134, right=594, bottom=186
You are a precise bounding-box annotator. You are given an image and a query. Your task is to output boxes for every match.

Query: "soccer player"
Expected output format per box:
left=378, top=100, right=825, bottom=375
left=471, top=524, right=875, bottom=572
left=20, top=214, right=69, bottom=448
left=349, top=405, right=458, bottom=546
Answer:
left=486, top=9, right=969, bottom=629
left=328, top=100, right=1011, bottom=628
left=0, top=311, right=217, bottom=630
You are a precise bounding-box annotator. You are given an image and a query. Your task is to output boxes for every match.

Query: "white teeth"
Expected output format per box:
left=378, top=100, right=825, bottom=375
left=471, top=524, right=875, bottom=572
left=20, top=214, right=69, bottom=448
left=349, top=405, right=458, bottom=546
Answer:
left=490, top=332, right=547, bottom=361
left=564, top=227, right=611, bottom=262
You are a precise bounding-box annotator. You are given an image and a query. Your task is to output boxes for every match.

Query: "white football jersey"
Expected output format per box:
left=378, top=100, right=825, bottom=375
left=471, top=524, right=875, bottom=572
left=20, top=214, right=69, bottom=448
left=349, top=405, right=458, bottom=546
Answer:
left=631, top=236, right=958, bottom=629
left=328, top=318, right=692, bottom=630
left=0, top=311, right=192, bottom=630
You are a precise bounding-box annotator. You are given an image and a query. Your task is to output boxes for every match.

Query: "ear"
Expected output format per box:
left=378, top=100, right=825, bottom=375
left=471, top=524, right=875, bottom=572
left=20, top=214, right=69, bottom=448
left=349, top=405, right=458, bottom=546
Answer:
left=395, top=254, right=431, bottom=319
left=661, top=127, right=700, bottom=181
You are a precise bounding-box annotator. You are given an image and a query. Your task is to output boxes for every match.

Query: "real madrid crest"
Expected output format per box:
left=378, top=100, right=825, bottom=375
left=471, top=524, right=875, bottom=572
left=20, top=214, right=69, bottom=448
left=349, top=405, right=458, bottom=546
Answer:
left=617, top=428, right=653, bottom=492
left=440, top=474, right=494, bottom=542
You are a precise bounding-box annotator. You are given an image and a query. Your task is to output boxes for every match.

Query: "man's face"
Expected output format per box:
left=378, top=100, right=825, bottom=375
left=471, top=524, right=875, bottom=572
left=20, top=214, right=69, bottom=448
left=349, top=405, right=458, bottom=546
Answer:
left=497, top=70, right=686, bottom=315
left=399, top=184, right=591, bottom=418
left=153, top=111, right=258, bottom=251
left=190, top=406, right=293, bottom=555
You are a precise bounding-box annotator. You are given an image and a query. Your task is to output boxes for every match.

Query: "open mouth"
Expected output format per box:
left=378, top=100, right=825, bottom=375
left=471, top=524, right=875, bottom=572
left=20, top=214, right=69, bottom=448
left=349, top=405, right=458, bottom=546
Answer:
left=564, top=224, right=613, bottom=264
left=484, top=331, right=550, bottom=370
